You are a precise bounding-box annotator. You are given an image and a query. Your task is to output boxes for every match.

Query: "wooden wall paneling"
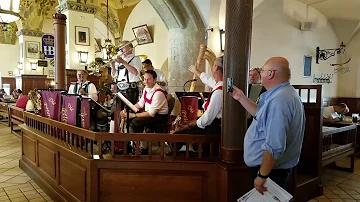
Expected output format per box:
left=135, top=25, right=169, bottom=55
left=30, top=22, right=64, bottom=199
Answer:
left=19, top=75, right=48, bottom=95
left=99, top=169, right=203, bottom=202
left=22, top=131, right=36, bottom=166
left=1, top=77, right=16, bottom=92
left=59, top=155, right=87, bottom=202
left=37, top=142, right=57, bottom=180
left=97, top=161, right=217, bottom=202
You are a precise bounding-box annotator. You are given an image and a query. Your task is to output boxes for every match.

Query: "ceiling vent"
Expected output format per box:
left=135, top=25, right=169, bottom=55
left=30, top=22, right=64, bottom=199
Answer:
left=301, top=22, right=317, bottom=31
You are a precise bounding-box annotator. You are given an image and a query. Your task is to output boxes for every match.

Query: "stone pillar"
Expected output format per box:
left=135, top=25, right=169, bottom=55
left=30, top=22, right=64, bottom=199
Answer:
left=53, top=12, right=67, bottom=90
left=221, top=0, right=253, bottom=163
left=217, top=1, right=254, bottom=201
left=16, top=29, right=44, bottom=77
left=168, top=26, right=206, bottom=93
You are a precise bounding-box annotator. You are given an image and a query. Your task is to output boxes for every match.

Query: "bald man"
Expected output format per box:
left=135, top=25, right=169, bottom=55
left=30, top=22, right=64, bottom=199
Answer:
left=230, top=57, right=305, bottom=194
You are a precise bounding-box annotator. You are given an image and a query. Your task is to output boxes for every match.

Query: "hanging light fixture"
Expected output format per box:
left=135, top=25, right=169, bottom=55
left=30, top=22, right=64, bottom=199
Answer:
left=0, top=0, right=21, bottom=31
left=101, top=0, right=114, bottom=62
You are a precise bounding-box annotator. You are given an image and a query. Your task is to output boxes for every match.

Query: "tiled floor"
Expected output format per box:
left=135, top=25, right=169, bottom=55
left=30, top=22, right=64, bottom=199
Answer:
left=308, top=158, right=360, bottom=202
left=2, top=123, right=360, bottom=202
left=0, top=125, right=52, bottom=202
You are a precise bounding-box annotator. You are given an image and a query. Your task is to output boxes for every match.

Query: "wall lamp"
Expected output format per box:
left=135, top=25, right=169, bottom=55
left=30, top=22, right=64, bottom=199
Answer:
left=30, top=62, right=37, bottom=70
left=316, top=42, right=346, bottom=64
left=78, top=51, right=89, bottom=64
left=220, top=29, right=225, bottom=52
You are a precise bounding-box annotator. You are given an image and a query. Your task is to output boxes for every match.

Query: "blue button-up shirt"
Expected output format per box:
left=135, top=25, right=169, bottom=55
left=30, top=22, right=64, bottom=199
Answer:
left=244, top=82, right=305, bottom=169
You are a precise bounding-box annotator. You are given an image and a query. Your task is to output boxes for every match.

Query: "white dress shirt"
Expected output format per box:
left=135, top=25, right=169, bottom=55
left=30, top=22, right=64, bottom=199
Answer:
left=154, top=69, right=168, bottom=92
left=323, top=106, right=340, bottom=119
left=137, top=84, right=168, bottom=117
left=111, top=53, right=142, bottom=83
left=197, top=73, right=223, bottom=129
left=68, top=81, right=98, bottom=101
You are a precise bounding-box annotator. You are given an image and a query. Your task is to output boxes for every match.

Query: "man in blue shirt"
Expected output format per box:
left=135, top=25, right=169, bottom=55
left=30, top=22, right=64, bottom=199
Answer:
left=229, top=57, right=305, bottom=194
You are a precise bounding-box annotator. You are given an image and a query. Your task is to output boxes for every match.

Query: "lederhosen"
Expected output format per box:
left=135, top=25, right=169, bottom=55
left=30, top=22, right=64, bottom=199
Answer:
left=111, top=57, right=139, bottom=121
left=116, top=57, right=139, bottom=107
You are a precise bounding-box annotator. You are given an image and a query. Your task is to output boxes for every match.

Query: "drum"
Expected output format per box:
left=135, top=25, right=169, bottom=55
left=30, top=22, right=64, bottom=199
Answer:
left=180, top=96, right=198, bottom=123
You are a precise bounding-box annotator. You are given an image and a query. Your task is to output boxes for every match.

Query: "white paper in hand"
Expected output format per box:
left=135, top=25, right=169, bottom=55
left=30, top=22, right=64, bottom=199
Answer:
left=238, top=178, right=293, bottom=202
left=115, top=92, right=139, bottom=113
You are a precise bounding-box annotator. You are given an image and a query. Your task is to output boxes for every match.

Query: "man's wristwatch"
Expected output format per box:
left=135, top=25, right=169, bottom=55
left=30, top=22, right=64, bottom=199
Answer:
left=257, top=170, right=269, bottom=179
left=133, top=113, right=137, bottom=118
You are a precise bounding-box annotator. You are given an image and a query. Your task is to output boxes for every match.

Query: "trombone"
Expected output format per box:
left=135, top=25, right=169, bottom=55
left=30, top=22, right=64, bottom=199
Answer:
left=104, top=38, right=142, bottom=63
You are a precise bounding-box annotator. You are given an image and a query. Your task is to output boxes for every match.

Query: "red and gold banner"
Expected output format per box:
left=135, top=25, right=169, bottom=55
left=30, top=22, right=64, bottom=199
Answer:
left=61, top=96, right=77, bottom=126
left=80, top=99, right=90, bottom=129
left=181, top=96, right=198, bottom=123
left=40, top=91, right=61, bottom=121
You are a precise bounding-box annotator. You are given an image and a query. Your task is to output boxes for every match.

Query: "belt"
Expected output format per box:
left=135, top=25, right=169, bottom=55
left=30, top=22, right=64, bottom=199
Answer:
left=116, top=82, right=138, bottom=91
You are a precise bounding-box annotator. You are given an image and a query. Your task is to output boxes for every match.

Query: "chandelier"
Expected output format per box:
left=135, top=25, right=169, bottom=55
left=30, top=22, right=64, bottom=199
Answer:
left=0, top=0, right=21, bottom=31
left=101, top=0, right=115, bottom=62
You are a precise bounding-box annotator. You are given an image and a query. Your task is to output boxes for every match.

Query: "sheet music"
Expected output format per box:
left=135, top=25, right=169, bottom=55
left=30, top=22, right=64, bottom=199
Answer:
left=249, top=84, right=263, bottom=102
left=114, top=92, right=139, bottom=113
left=238, top=178, right=293, bottom=202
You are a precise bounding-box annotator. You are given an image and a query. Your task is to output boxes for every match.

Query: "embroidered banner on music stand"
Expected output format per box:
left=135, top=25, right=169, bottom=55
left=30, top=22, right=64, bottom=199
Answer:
left=80, top=99, right=90, bottom=129
left=181, top=96, right=198, bottom=123
left=61, top=96, right=77, bottom=125
left=40, top=91, right=61, bottom=121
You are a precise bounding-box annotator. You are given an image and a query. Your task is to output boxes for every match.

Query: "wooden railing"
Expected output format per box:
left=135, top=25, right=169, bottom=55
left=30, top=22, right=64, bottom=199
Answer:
left=23, top=112, right=220, bottom=161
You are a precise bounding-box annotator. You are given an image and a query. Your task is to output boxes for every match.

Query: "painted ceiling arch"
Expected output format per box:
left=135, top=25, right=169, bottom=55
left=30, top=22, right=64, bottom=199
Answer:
left=0, top=0, right=140, bottom=44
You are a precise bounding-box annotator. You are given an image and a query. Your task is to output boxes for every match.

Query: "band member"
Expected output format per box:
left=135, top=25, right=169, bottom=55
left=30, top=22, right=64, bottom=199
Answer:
left=142, top=59, right=168, bottom=92
left=68, top=70, right=98, bottom=101
left=120, top=70, right=168, bottom=154
left=110, top=40, right=142, bottom=104
left=173, top=56, right=224, bottom=135
left=248, top=67, right=267, bottom=127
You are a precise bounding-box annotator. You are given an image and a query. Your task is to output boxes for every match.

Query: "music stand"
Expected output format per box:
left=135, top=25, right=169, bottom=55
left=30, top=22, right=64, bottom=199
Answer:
left=175, top=92, right=204, bottom=110
left=114, top=92, right=139, bottom=133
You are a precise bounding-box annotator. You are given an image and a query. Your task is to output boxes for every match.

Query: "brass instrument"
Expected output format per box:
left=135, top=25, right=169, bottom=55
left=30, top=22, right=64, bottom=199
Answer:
left=189, top=44, right=217, bottom=92
left=119, top=108, right=126, bottom=133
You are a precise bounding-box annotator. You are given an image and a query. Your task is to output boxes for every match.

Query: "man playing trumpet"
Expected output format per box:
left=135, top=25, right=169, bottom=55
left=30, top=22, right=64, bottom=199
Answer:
left=110, top=40, right=142, bottom=104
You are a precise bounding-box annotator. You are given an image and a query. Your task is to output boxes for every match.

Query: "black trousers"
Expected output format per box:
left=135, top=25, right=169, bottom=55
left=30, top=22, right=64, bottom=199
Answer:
left=175, top=119, right=221, bottom=153
left=131, top=114, right=168, bottom=133
left=250, top=166, right=292, bottom=188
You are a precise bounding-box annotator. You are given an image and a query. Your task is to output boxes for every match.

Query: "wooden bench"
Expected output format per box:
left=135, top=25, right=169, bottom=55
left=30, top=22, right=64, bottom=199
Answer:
left=9, top=105, right=24, bottom=134
left=322, top=124, right=357, bottom=172
left=0, top=102, right=9, bottom=126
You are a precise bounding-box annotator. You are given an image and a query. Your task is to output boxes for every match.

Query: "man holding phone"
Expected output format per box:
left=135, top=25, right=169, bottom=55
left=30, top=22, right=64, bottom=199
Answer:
left=229, top=57, right=305, bottom=194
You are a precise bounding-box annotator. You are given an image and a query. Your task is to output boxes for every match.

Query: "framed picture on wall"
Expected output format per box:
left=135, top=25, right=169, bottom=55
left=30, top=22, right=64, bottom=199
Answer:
left=132, top=24, right=153, bottom=45
left=25, top=41, right=40, bottom=58
left=303, top=55, right=312, bottom=78
left=75, top=26, right=90, bottom=46
left=8, top=71, right=13, bottom=76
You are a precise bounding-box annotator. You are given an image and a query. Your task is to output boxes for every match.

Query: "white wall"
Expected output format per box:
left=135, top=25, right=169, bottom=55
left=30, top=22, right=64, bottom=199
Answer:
left=123, top=0, right=168, bottom=73
left=256, top=0, right=338, bottom=98
left=0, top=43, right=19, bottom=78
left=220, top=0, right=339, bottom=97
left=338, top=31, right=360, bottom=97
left=64, top=10, right=95, bottom=70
